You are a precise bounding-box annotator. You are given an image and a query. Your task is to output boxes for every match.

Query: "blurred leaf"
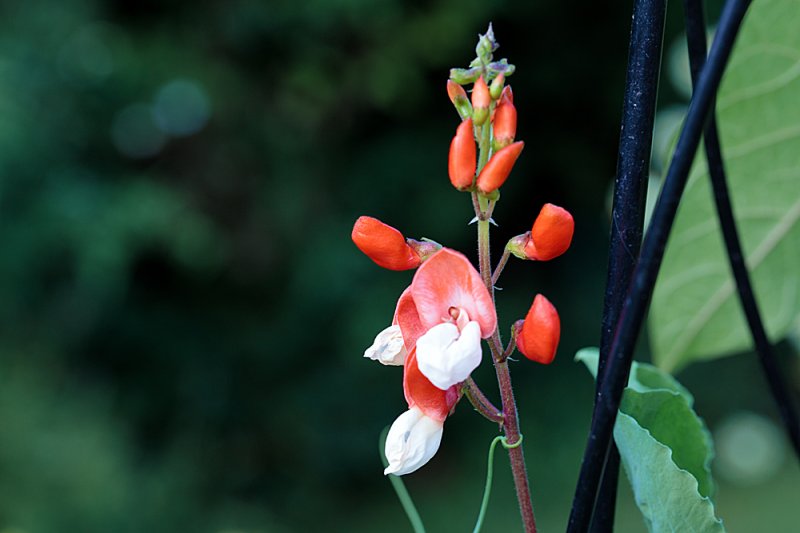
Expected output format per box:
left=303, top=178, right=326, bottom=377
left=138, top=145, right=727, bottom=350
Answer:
left=650, top=0, right=800, bottom=371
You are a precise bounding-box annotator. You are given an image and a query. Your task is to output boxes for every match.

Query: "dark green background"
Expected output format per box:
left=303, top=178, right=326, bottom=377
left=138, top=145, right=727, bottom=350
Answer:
left=1, top=0, right=797, bottom=531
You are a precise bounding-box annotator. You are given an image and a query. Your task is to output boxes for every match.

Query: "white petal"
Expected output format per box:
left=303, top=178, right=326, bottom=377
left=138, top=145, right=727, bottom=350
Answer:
left=416, top=321, right=482, bottom=390
left=364, top=325, right=407, bottom=366
left=384, top=407, right=444, bottom=476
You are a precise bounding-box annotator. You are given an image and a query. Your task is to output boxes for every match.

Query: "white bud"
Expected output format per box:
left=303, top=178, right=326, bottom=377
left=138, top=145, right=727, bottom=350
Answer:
left=384, top=407, right=444, bottom=476
left=364, top=325, right=406, bottom=366
left=416, top=321, right=482, bottom=389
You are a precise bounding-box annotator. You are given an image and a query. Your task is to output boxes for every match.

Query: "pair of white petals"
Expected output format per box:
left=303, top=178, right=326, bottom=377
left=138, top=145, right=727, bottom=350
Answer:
left=365, top=319, right=484, bottom=476
left=364, top=321, right=483, bottom=391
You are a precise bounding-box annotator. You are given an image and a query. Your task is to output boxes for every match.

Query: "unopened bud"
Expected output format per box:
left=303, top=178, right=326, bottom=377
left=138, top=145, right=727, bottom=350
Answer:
left=476, top=141, right=524, bottom=194
left=352, top=216, right=422, bottom=271
left=515, top=294, right=560, bottom=364
left=450, top=67, right=481, bottom=85
left=492, top=98, right=517, bottom=151
left=489, top=73, right=505, bottom=100
left=447, top=80, right=473, bottom=120
left=448, top=118, right=477, bottom=190
left=471, top=76, right=491, bottom=126
left=524, top=204, right=574, bottom=261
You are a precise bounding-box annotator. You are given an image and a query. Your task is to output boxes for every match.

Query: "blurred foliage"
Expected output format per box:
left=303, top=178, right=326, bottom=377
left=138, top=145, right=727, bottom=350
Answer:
left=0, top=0, right=796, bottom=532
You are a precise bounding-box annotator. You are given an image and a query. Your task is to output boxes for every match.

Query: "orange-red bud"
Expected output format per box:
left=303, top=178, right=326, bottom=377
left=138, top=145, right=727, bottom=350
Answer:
left=493, top=99, right=517, bottom=150
left=352, top=216, right=422, bottom=271
left=476, top=141, right=524, bottom=194
left=447, top=80, right=472, bottom=120
left=448, top=118, right=476, bottom=190
left=471, top=76, right=490, bottom=126
left=500, top=85, right=513, bottom=105
left=524, top=204, right=574, bottom=261
left=515, top=294, right=560, bottom=364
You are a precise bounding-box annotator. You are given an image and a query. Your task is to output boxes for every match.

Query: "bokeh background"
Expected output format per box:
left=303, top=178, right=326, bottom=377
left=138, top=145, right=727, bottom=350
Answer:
left=1, top=0, right=798, bottom=531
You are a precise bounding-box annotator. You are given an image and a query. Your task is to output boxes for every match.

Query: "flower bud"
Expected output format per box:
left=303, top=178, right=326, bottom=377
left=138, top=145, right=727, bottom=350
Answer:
left=352, top=216, right=421, bottom=270
left=384, top=406, right=444, bottom=476
left=450, top=67, right=481, bottom=85
left=492, top=98, right=517, bottom=151
left=515, top=294, right=560, bottom=364
left=489, top=73, right=505, bottom=100
left=471, top=76, right=491, bottom=127
left=524, top=204, right=574, bottom=261
left=476, top=141, right=524, bottom=194
left=447, top=80, right=473, bottom=120
left=448, top=118, right=476, bottom=190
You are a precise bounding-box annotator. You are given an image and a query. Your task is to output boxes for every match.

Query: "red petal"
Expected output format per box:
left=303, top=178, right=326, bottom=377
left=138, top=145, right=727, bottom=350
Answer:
left=403, top=349, right=458, bottom=422
left=351, top=216, right=422, bottom=270
left=410, top=249, right=496, bottom=338
left=516, top=294, right=560, bottom=364
left=393, top=287, right=426, bottom=352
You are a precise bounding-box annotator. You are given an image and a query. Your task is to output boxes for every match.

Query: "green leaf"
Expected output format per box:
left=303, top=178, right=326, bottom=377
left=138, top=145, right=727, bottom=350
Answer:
left=649, top=0, right=800, bottom=372
left=576, top=348, right=722, bottom=531
left=620, top=389, right=715, bottom=498
left=575, top=347, right=693, bottom=402
left=614, top=413, right=725, bottom=533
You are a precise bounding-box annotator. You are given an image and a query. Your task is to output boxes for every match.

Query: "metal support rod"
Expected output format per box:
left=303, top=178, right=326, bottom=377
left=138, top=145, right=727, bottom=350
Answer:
left=567, top=1, right=752, bottom=530
left=682, top=0, right=800, bottom=457
left=591, top=0, right=667, bottom=530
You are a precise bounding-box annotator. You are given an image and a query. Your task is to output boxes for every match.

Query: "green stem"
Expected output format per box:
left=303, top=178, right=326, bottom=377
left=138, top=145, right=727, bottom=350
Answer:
left=473, top=435, right=525, bottom=533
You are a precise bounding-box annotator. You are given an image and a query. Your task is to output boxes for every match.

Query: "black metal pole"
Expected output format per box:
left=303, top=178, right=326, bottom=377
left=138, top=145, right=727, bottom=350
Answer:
left=591, top=0, right=666, bottom=530
left=567, top=1, right=752, bottom=530
left=682, top=0, right=800, bottom=458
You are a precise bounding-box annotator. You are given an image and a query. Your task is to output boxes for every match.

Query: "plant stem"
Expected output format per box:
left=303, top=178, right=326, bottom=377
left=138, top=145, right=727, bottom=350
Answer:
left=683, top=0, right=800, bottom=457
left=567, top=0, right=752, bottom=530
left=463, top=377, right=505, bottom=425
left=492, top=248, right=511, bottom=286
left=473, top=97, right=536, bottom=533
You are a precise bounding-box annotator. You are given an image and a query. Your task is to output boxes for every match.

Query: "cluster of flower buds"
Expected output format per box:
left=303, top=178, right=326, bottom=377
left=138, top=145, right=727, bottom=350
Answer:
left=351, top=25, right=575, bottom=477
left=446, top=73, right=523, bottom=196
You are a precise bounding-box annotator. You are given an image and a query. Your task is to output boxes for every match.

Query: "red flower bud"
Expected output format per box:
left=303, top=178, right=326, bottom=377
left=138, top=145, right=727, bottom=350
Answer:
left=447, top=80, right=472, bottom=120
left=493, top=99, right=517, bottom=149
left=515, top=294, right=560, bottom=364
left=352, top=216, right=422, bottom=271
left=500, top=85, right=513, bottom=105
left=476, top=141, right=524, bottom=194
left=471, top=76, right=490, bottom=126
left=448, top=118, right=476, bottom=190
left=524, top=204, right=574, bottom=261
